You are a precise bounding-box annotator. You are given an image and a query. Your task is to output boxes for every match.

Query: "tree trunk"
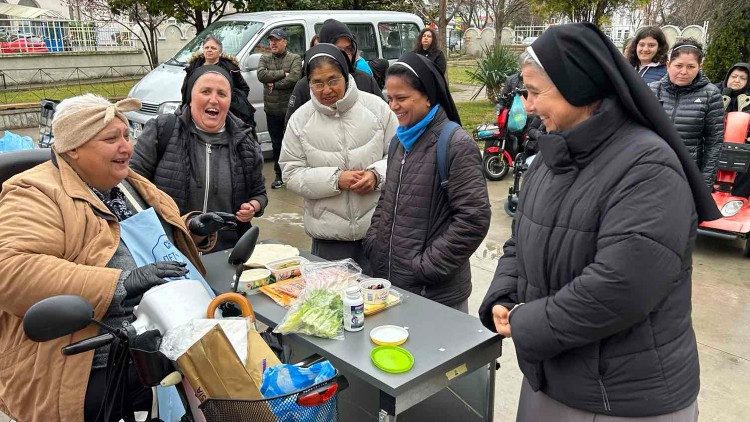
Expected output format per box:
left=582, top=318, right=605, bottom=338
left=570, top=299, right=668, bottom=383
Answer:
left=494, top=1, right=505, bottom=45
left=438, top=0, right=447, bottom=51
left=592, top=0, right=607, bottom=27
left=194, top=9, right=205, bottom=33
left=149, top=27, right=159, bottom=68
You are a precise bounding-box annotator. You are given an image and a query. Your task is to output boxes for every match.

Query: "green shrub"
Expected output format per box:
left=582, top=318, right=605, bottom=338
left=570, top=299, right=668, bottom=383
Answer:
left=467, top=44, right=519, bottom=102
left=703, top=4, right=750, bottom=82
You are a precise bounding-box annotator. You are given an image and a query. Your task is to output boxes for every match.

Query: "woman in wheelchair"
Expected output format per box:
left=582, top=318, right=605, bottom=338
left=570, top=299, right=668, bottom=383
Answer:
left=0, top=94, right=231, bottom=422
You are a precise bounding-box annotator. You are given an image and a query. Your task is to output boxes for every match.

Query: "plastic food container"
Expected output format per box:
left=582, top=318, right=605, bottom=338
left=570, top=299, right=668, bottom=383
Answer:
left=265, top=256, right=306, bottom=282
left=359, top=278, right=391, bottom=305
left=238, top=268, right=272, bottom=292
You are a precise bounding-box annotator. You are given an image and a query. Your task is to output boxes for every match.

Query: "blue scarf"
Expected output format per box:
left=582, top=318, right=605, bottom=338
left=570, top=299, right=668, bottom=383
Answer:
left=396, top=105, right=440, bottom=152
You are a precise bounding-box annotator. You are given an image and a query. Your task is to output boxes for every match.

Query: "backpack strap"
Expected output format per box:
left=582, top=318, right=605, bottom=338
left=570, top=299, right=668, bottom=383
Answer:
left=437, top=121, right=461, bottom=189
left=388, top=134, right=400, bottom=161
left=156, top=113, right=177, bottom=162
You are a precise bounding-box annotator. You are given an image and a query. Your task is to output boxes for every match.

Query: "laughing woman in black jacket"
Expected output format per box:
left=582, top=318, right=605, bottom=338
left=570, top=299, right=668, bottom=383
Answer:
left=649, top=39, right=724, bottom=187
left=479, top=24, right=720, bottom=421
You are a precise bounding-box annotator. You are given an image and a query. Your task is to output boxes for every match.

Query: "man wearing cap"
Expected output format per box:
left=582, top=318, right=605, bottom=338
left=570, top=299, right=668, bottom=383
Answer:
left=258, top=28, right=302, bottom=189
left=285, top=19, right=384, bottom=124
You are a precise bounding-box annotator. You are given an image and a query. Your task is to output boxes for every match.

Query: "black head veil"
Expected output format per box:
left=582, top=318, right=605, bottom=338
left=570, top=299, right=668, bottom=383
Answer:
left=304, top=43, right=352, bottom=77
left=392, top=52, right=461, bottom=125
left=530, top=23, right=720, bottom=221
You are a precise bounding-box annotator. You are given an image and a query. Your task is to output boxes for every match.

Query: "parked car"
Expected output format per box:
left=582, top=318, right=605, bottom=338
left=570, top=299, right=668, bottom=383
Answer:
left=0, top=33, right=48, bottom=54
left=125, top=10, right=424, bottom=157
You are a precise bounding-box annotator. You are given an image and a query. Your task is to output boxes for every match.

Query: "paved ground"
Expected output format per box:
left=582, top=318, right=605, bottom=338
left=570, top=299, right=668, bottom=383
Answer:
left=1, top=136, right=749, bottom=421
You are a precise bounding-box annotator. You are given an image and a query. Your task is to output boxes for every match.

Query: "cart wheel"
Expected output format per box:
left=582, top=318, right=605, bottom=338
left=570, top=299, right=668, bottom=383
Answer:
left=504, top=198, right=517, bottom=217
left=483, top=154, right=509, bottom=181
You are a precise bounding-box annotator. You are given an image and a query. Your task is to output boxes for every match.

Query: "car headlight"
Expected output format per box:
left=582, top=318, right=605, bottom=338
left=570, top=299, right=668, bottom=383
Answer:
left=158, top=101, right=181, bottom=115
left=721, top=200, right=744, bottom=217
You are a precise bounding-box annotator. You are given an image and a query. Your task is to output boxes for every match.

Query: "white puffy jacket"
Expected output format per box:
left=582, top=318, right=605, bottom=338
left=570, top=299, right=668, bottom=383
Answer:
left=280, top=75, right=397, bottom=241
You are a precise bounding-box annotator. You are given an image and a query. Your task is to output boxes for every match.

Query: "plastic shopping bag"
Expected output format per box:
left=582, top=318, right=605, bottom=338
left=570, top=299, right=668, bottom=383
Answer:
left=261, top=361, right=337, bottom=422
left=0, top=131, right=35, bottom=153
left=507, top=94, right=528, bottom=133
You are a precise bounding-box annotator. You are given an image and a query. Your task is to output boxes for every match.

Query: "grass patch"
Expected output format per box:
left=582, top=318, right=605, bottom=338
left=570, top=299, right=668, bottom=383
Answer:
left=456, top=100, right=496, bottom=132
left=446, top=64, right=479, bottom=86
left=0, top=80, right=137, bottom=105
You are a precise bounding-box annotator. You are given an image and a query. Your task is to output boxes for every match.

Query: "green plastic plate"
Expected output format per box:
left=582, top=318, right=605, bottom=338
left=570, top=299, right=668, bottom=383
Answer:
left=370, top=345, right=414, bottom=374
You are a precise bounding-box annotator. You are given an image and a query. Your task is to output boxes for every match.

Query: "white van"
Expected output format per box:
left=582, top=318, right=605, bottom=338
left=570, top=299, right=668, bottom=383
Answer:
left=125, top=10, right=423, bottom=155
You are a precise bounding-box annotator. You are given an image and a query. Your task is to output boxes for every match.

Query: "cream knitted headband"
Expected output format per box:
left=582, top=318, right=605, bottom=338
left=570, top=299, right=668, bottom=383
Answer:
left=52, top=97, right=142, bottom=153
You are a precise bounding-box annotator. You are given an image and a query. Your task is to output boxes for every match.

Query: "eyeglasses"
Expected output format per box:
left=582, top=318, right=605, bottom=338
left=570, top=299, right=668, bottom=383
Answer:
left=311, top=77, right=344, bottom=92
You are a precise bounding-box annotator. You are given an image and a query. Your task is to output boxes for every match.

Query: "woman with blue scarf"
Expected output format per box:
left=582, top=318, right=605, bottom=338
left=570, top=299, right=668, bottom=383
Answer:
left=363, top=52, right=490, bottom=312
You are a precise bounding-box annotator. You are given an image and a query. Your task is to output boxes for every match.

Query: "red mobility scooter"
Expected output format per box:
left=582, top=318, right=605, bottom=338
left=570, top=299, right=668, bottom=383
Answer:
left=698, top=112, right=750, bottom=257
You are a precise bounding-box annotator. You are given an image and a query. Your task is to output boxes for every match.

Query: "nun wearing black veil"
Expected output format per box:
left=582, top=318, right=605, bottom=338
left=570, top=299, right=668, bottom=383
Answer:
left=478, top=23, right=720, bottom=421
left=363, top=52, right=490, bottom=312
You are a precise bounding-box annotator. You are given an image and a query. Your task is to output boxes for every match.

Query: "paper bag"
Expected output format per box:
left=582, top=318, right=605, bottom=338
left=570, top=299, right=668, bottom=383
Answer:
left=176, top=322, right=281, bottom=404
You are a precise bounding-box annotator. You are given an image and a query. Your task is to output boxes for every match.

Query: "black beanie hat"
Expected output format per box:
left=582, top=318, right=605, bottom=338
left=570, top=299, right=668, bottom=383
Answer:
left=185, top=65, right=232, bottom=105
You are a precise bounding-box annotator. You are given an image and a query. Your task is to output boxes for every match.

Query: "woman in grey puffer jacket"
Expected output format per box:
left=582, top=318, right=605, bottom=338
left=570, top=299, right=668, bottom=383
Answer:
left=649, top=39, right=723, bottom=186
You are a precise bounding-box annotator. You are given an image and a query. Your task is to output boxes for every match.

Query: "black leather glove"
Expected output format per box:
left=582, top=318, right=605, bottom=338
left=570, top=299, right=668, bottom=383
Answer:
left=188, top=212, right=237, bottom=237
left=123, top=261, right=188, bottom=299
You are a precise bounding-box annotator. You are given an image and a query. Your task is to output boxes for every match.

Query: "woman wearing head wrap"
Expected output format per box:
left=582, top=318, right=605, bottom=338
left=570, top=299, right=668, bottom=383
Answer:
left=279, top=44, right=397, bottom=267
left=649, top=39, right=724, bottom=187
left=131, top=65, right=268, bottom=252
left=180, top=35, right=256, bottom=128
left=479, top=23, right=720, bottom=421
left=413, top=28, right=447, bottom=75
left=717, top=63, right=750, bottom=198
left=625, top=26, right=668, bottom=84
left=0, top=94, right=229, bottom=421
left=285, top=19, right=383, bottom=123
left=363, top=52, right=490, bottom=311
left=717, top=62, right=750, bottom=113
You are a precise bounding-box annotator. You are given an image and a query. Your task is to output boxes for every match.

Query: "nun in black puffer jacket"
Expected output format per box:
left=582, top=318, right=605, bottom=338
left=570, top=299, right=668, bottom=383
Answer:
left=649, top=39, right=724, bottom=187
left=479, top=23, right=720, bottom=421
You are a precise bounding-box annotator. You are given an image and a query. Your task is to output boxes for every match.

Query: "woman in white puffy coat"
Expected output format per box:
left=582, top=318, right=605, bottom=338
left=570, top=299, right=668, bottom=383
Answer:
left=280, top=43, right=397, bottom=268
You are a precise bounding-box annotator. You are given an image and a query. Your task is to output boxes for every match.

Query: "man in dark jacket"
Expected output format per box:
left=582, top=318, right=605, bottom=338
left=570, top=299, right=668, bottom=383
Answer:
left=258, top=28, right=302, bottom=189
left=480, top=24, right=720, bottom=421
left=285, top=19, right=383, bottom=124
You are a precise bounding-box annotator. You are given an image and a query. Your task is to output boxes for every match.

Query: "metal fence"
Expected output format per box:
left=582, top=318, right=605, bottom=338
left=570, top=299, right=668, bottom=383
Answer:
left=0, top=17, right=136, bottom=54
left=0, top=65, right=150, bottom=104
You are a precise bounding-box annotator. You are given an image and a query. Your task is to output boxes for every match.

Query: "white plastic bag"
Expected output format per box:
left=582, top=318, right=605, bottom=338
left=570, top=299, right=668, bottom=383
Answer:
left=159, top=318, right=251, bottom=363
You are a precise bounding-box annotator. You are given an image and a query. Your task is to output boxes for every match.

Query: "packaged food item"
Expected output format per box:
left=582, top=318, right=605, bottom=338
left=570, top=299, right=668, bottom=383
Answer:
left=245, top=244, right=299, bottom=267
left=265, top=256, right=306, bottom=282
left=359, top=278, right=391, bottom=305
left=259, top=276, right=305, bottom=308
left=274, top=259, right=362, bottom=340
left=238, top=268, right=272, bottom=292
left=364, top=290, right=404, bottom=316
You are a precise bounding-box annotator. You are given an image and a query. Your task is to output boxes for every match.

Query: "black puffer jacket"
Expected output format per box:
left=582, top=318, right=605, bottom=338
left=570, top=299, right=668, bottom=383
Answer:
left=363, top=110, right=490, bottom=306
left=130, top=107, right=267, bottom=251
left=649, top=73, right=724, bottom=186
left=479, top=98, right=699, bottom=417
